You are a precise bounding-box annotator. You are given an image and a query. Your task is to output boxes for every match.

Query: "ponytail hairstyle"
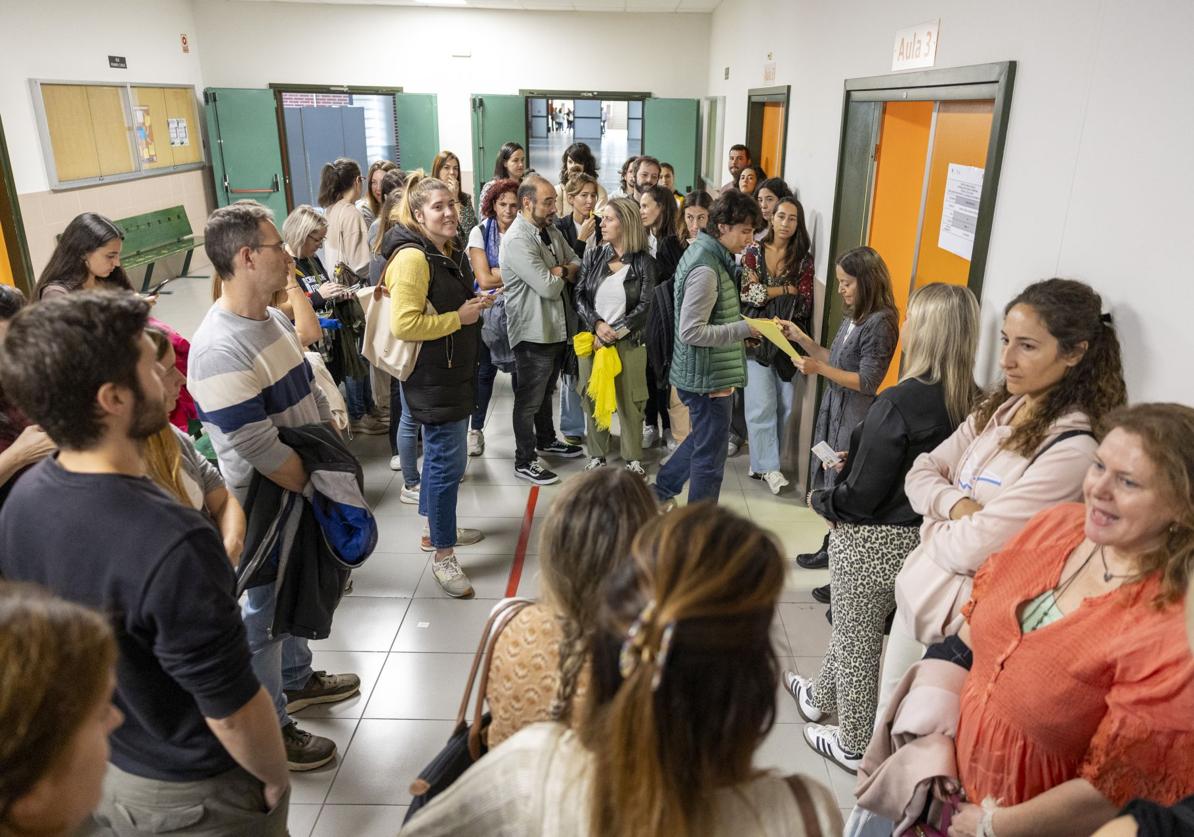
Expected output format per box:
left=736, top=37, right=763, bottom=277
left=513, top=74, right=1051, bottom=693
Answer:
left=973, top=278, right=1127, bottom=456
left=0, top=583, right=115, bottom=828
left=835, top=246, right=898, bottom=329
left=396, top=173, right=458, bottom=257
left=580, top=505, right=785, bottom=837
left=35, top=212, right=133, bottom=299
left=900, top=283, right=981, bottom=426
left=142, top=328, right=189, bottom=507
left=537, top=468, right=656, bottom=724
left=317, top=157, right=361, bottom=208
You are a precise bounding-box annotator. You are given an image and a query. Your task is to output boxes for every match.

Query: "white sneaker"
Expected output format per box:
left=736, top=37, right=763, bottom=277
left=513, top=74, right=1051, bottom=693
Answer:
left=664, top=430, right=679, bottom=452
left=763, top=470, right=790, bottom=495
left=727, top=437, right=741, bottom=457
left=803, top=722, right=862, bottom=775
left=421, top=527, right=484, bottom=552
left=389, top=455, right=402, bottom=471
left=625, top=460, right=646, bottom=477
left=584, top=457, right=606, bottom=471
left=642, top=423, right=659, bottom=449
left=782, top=671, right=824, bottom=723
left=467, top=429, right=484, bottom=457
left=400, top=484, right=420, bottom=504
left=430, top=553, right=474, bottom=598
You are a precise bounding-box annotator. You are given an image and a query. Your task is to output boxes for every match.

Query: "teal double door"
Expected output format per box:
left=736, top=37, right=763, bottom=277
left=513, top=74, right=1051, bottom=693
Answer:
left=204, top=88, right=440, bottom=217
left=470, top=94, right=701, bottom=198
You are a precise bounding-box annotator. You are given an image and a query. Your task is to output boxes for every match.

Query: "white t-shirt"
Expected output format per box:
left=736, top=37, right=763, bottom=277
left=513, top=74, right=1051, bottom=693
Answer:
left=647, top=232, right=659, bottom=258
left=595, top=265, right=630, bottom=325
left=467, top=224, right=486, bottom=251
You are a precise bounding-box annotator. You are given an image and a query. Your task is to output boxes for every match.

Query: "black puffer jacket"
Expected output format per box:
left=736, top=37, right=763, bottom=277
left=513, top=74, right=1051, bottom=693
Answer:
left=380, top=225, right=479, bottom=425
left=574, top=243, right=656, bottom=347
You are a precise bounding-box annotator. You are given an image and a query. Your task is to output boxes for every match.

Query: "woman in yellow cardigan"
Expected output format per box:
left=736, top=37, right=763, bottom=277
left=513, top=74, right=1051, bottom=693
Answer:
left=384, top=174, right=492, bottom=598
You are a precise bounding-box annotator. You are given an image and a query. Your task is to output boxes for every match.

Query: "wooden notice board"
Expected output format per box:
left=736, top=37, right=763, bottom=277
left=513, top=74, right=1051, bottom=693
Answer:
left=34, top=81, right=204, bottom=189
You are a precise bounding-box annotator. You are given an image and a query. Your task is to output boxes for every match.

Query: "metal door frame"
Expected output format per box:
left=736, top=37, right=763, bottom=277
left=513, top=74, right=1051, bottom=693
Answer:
left=0, top=114, right=33, bottom=294
left=745, top=85, right=791, bottom=178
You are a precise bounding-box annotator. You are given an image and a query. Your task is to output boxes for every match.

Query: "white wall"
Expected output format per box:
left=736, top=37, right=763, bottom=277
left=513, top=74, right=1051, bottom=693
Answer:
left=706, top=0, right=1194, bottom=405
left=192, top=0, right=711, bottom=181
left=1, top=0, right=205, bottom=195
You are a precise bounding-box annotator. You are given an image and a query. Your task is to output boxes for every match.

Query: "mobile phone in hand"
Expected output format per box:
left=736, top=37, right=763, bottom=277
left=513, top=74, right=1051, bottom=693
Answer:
left=812, top=441, right=843, bottom=468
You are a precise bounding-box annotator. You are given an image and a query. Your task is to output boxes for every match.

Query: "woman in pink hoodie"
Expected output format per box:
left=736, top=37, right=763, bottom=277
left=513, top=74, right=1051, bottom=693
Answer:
left=881, top=278, right=1127, bottom=703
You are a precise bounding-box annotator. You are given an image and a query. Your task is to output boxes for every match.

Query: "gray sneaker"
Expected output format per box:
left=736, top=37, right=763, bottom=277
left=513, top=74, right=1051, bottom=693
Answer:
left=431, top=553, right=475, bottom=598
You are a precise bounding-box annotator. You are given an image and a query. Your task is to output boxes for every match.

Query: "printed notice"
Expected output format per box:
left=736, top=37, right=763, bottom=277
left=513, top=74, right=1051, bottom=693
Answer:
left=938, top=163, right=984, bottom=261
left=168, top=117, right=189, bottom=147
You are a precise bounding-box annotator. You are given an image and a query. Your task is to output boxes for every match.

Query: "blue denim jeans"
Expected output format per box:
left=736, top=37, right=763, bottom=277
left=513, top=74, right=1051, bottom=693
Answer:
left=344, top=375, right=369, bottom=421
left=386, top=382, right=421, bottom=488
left=242, top=585, right=314, bottom=726
left=744, top=360, right=794, bottom=473
left=558, top=373, right=586, bottom=438
left=653, top=387, right=734, bottom=504
left=419, top=418, right=469, bottom=549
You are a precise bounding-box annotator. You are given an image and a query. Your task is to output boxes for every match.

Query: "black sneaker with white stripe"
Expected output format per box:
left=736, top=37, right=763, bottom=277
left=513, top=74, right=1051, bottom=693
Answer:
left=803, top=722, right=862, bottom=774
left=514, top=461, right=560, bottom=485
left=537, top=439, right=584, bottom=458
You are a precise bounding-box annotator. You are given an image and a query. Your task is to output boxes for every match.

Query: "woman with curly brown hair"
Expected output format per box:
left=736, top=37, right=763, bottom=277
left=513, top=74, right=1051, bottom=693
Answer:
left=0, top=583, right=122, bottom=836
left=878, top=278, right=1127, bottom=704
left=401, top=505, right=841, bottom=836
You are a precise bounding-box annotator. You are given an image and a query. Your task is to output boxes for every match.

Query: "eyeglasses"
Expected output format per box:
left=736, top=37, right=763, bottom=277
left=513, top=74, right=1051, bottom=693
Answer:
left=253, top=240, right=288, bottom=253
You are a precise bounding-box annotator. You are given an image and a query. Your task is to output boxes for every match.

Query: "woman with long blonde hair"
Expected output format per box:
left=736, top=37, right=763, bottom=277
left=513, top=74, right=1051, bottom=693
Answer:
left=400, top=505, right=841, bottom=836
left=782, top=283, right=980, bottom=770
left=143, top=328, right=246, bottom=566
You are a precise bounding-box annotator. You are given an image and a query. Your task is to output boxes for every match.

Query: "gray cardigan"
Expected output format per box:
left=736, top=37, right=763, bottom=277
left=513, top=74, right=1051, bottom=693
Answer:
left=812, top=309, right=899, bottom=489
left=499, top=213, right=581, bottom=348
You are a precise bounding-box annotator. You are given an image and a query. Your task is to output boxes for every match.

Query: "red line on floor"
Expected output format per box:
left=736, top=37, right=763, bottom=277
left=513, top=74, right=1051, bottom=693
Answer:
left=505, top=485, right=539, bottom=597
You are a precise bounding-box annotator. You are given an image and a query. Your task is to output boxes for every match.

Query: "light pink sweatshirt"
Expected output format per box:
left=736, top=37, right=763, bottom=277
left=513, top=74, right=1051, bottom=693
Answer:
left=895, top=395, right=1096, bottom=639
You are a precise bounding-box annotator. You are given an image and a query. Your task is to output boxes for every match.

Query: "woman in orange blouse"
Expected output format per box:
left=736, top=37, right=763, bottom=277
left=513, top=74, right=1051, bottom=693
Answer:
left=949, top=403, right=1194, bottom=837
left=485, top=467, right=656, bottom=746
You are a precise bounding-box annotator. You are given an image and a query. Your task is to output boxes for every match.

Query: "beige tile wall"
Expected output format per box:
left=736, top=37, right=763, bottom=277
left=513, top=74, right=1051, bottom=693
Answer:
left=18, top=169, right=216, bottom=287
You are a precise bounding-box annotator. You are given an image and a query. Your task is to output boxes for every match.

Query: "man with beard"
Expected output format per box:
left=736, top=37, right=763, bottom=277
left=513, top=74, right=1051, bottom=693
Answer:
left=189, top=201, right=359, bottom=774
left=500, top=176, right=583, bottom=485
left=633, top=155, right=662, bottom=200
left=0, top=291, right=292, bottom=834
left=724, top=144, right=753, bottom=194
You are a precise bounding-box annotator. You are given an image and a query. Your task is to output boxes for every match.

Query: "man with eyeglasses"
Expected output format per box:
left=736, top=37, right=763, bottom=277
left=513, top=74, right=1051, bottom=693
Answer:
left=189, top=200, right=360, bottom=773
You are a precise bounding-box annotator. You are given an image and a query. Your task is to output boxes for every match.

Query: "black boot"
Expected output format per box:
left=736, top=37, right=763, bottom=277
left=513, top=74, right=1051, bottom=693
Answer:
left=811, top=584, right=831, bottom=604
left=795, top=532, right=830, bottom=570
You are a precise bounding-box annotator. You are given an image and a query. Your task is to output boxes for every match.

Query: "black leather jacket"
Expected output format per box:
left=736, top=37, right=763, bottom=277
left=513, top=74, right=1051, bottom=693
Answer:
left=574, top=243, right=657, bottom=347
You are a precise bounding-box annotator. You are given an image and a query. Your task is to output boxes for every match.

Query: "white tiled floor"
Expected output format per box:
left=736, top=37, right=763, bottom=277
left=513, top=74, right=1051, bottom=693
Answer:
left=288, top=378, right=849, bottom=835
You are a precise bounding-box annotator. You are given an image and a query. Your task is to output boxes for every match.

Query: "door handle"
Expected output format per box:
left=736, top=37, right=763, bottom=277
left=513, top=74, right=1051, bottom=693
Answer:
left=226, top=173, right=280, bottom=195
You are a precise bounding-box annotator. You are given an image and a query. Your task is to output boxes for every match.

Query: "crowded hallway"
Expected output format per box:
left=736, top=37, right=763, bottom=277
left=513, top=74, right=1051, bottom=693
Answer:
left=2, top=0, right=1194, bottom=836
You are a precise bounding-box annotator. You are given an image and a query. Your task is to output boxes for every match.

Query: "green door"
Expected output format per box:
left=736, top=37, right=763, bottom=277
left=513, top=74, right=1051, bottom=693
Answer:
left=470, top=94, right=526, bottom=206
left=394, top=93, right=440, bottom=172
left=643, top=98, right=700, bottom=194
left=203, top=88, right=287, bottom=220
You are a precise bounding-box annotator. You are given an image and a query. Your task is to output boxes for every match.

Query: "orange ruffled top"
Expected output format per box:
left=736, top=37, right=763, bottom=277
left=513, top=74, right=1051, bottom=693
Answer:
left=956, top=503, right=1194, bottom=808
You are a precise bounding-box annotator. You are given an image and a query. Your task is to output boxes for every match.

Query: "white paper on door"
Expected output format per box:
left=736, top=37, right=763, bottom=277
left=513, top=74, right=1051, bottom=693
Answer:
left=938, top=163, right=984, bottom=260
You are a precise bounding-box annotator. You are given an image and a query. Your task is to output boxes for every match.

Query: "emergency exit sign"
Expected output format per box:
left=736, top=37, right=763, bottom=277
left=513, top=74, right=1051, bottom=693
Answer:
left=892, top=20, right=939, bottom=71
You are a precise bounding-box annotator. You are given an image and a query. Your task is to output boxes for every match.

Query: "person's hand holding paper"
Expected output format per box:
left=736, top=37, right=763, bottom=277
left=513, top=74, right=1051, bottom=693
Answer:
left=743, top=316, right=800, bottom=359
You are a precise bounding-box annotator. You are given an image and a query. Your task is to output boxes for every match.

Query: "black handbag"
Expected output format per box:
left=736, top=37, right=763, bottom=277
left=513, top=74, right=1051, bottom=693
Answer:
left=402, top=597, right=533, bottom=824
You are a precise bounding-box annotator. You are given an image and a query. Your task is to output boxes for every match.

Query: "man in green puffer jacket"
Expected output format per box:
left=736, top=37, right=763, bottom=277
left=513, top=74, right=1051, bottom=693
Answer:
left=655, top=190, right=763, bottom=505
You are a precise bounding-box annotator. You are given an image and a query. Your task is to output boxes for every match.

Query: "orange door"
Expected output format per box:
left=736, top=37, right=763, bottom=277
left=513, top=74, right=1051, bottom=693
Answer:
left=0, top=219, right=13, bottom=287
left=759, top=101, right=785, bottom=176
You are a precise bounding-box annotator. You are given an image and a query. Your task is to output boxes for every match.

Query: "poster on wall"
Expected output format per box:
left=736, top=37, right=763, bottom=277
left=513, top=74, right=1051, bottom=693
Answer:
left=133, top=106, right=157, bottom=163
left=168, top=117, right=189, bottom=147
left=938, top=163, right=984, bottom=260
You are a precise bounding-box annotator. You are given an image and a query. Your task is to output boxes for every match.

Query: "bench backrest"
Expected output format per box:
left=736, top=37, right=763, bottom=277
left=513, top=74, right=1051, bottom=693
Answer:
left=116, top=206, right=193, bottom=254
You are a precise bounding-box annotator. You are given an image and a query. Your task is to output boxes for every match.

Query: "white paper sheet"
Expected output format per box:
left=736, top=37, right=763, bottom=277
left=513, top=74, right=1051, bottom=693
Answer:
left=938, top=163, right=984, bottom=260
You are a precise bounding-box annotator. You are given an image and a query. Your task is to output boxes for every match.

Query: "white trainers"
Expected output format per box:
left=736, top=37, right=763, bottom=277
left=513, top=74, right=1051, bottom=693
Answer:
left=430, top=553, right=474, bottom=598
left=389, top=455, right=402, bottom=471
left=803, top=722, right=862, bottom=774
left=400, top=484, right=420, bottom=504
left=467, top=429, right=484, bottom=457
left=625, top=460, right=646, bottom=477
left=763, top=470, right=790, bottom=495
left=664, top=430, right=679, bottom=452
left=642, top=423, right=659, bottom=449
left=584, top=457, right=606, bottom=471
left=782, top=671, right=824, bottom=723
left=421, top=527, right=484, bottom=552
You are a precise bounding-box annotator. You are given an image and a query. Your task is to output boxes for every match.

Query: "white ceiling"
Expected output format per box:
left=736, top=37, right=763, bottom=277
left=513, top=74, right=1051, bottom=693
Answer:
left=236, top=0, right=721, bottom=12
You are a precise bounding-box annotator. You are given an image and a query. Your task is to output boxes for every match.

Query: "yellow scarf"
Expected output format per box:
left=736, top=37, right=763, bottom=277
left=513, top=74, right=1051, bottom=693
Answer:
left=573, top=331, right=621, bottom=430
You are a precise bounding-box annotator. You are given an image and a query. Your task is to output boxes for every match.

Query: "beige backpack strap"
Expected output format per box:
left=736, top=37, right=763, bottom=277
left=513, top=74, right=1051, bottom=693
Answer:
left=467, top=597, right=534, bottom=758
left=783, top=774, right=823, bottom=837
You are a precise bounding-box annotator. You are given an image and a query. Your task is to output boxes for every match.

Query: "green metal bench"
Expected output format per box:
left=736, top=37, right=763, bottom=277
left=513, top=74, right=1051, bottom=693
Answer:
left=115, top=206, right=205, bottom=293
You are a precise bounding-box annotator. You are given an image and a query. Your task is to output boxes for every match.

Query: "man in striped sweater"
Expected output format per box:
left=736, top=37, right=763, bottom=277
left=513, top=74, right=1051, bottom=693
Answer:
left=190, top=200, right=360, bottom=772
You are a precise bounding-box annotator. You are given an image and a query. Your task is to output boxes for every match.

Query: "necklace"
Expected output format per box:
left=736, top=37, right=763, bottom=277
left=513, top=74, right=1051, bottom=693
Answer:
left=1098, top=545, right=1136, bottom=583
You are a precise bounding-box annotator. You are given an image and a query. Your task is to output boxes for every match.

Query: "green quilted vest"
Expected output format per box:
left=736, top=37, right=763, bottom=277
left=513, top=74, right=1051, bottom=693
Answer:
left=669, top=233, right=747, bottom=394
